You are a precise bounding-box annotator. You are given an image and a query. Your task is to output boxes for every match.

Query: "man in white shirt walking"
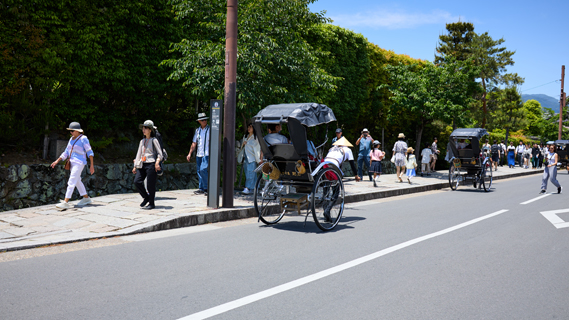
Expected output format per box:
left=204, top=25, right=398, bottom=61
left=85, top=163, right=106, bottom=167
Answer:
left=187, top=113, right=210, bottom=195
left=515, top=141, right=525, bottom=168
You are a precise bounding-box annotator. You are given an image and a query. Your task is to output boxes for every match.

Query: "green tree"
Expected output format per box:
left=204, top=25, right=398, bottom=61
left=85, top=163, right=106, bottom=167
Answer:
left=523, top=99, right=543, bottom=136
left=488, top=87, right=527, bottom=145
left=470, top=32, right=517, bottom=127
left=434, top=22, right=475, bottom=64
left=381, top=59, right=479, bottom=152
left=162, top=0, right=337, bottom=123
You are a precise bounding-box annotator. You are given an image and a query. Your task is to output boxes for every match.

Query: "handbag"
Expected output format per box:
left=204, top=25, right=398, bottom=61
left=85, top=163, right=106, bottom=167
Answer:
left=64, top=134, right=83, bottom=170
left=390, top=155, right=395, bottom=163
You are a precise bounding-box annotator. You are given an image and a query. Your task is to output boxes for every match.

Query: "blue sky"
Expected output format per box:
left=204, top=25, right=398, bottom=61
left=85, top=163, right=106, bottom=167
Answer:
left=309, top=0, right=568, bottom=101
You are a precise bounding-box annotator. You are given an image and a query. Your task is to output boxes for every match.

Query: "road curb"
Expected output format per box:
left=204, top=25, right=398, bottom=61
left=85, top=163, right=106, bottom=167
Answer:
left=0, top=169, right=542, bottom=252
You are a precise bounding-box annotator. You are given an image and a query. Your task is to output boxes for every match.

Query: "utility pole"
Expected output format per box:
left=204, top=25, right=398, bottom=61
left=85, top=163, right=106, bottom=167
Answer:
left=222, top=0, right=237, bottom=208
left=559, top=65, right=565, bottom=140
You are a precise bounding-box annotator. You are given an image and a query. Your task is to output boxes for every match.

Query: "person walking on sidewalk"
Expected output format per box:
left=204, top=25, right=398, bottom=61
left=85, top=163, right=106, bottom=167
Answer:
left=392, top=133, right=408, bottom=183
left=430, top=137, right=440, bottom=172
left=515, top=141, right=525, bottom=168
left=51, top=122, right=95, bottom=210
left=356, top=128, right=373, bottom=182
left=187, top=113, right=210, bottom=195
left=238, top=123, right=263, bottom=195
left=490, top=140, right=501, bottom=171
left=540, top=145, right=562, bottom=194
left=133, top=120, right=164, bottom=210
left=500, top=140, right=506, bottom=166
left=507, top=141, right=516, bottom=168
left=369, top=140, right=384, bottom=187
left=405, top=147, right=417, bottom=184
left=531, top=143, right=540, bottom=169
left=420, top=143, right=432, bottom=176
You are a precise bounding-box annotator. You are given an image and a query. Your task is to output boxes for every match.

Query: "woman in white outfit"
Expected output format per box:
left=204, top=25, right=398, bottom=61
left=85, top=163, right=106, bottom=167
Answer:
left=51, top=122, right=95, bottom=210
left=540, top=145, right=562, bottom=194
left=392, top=133, right=408, bottom=183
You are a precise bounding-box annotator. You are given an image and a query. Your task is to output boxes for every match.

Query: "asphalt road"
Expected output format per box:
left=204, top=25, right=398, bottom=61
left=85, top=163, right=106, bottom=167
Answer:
left=1, top=172, right=568, bottom=320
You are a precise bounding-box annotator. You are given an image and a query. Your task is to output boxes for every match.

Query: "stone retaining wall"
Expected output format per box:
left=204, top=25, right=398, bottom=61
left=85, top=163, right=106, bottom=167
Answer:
left=0, top=159, right=396, bottom=212
left=0, top=163, right=198, bottom=212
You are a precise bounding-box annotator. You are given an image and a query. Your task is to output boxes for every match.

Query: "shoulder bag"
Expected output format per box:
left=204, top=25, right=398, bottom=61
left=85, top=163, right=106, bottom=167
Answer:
left=64, top=135, right=83, bottom=170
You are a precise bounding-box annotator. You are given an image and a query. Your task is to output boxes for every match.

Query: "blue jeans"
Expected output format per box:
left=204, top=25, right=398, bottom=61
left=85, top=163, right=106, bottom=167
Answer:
left=244, top=158, right=258, bottom=190
left=357, top=155, right=372, bottom=180
left=196, top=156, right=209, bottom=191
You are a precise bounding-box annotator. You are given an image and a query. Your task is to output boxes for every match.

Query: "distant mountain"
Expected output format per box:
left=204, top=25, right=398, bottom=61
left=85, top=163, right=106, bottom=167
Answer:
left=522, top=94, right=560, bottom=113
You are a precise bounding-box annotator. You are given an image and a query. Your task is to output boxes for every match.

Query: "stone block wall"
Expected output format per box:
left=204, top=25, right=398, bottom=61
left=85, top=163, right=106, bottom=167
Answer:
left=0, top=163, right=198, bottom=212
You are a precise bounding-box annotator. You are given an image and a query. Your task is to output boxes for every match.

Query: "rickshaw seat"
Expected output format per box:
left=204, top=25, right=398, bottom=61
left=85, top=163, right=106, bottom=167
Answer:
left=269, top=144, right=302, bottom=161
left=458, top=149, right=474, bottom=159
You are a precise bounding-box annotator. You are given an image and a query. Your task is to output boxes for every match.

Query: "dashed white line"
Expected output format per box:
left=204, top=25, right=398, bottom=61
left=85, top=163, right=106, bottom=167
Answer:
left=177, top=209, right=509, bottom=320
left=520, top=194, right=551, bottom=205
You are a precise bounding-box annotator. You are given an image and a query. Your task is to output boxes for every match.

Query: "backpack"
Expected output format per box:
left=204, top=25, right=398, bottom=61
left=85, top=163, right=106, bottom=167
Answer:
left=491, top=144, right=499, bottom=155
left=154, top=129, right=168, bottom=176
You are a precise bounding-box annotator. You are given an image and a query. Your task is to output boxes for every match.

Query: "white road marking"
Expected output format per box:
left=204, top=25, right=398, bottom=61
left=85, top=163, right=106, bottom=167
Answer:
left=520, top=194, right=551, bottom=205
left=540, top=209, right=569, bottom=229
left=178, top=209, right=509, bottom=320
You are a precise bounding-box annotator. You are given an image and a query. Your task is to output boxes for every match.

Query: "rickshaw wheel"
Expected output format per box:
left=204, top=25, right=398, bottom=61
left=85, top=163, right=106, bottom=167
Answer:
left=311, top=167, right=344, bottom=231
left=482, top=162, right=493, bottom=192
left=254, top=175, right=286, bottom=225
left=449, top=166, right=459, bottom=190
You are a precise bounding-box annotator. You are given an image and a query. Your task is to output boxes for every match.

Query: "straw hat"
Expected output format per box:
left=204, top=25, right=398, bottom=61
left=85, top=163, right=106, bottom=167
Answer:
left=66, top=122, right=84, bottom=133
left=332, top=136, right=353, bottom=147
left=197, top=112, right=209, bottom=121
left=407, top=147, right=414, bottom=153
left=398, top=133, right=405, bottom=139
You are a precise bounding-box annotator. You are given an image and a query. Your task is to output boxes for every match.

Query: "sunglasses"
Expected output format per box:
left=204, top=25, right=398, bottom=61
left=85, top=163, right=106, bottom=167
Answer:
left=69, top=130, right=75, bottom=133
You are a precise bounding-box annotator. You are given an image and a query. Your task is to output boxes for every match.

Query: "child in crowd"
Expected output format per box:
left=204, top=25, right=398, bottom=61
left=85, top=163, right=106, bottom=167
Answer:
left=420, top=143, right=432, bottom=176
left=406, top=147, right=417, bottom=184
left=369, top=140, right=385, bottom=187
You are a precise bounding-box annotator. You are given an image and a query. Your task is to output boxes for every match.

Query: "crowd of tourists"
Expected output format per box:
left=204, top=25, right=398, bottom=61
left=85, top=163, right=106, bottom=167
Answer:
left=50, top=116, right=564, bottom=211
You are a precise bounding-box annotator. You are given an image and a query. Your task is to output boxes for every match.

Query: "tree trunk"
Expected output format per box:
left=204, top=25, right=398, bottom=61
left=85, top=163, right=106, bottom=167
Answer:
left=481, top=78, right=487, bottom=128
left=415, top=121, right=424, bottom=155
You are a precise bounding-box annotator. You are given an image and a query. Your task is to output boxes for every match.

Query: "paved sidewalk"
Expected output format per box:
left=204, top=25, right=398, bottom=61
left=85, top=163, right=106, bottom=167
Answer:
left=0, top=166, right=542, bottom=252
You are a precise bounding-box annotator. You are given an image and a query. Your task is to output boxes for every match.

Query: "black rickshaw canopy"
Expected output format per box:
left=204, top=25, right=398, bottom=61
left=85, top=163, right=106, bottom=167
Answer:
left=253, top=103, right=336, bottom=127
left=450, top=128, right=489, bottom=140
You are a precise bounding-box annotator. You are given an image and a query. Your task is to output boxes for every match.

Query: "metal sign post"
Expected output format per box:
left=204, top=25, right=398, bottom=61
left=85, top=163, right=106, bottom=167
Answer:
left=208, top=99, right=223, bottom=208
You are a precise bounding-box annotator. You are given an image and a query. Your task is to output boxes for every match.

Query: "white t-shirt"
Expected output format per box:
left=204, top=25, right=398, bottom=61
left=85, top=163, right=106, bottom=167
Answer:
left=421, top=148, right=432, bottom=163
left=325, top=146, right=354, bottom=166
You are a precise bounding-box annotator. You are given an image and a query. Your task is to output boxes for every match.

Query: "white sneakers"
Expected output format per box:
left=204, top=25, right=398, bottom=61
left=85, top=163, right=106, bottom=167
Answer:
left=77, top=197, right=93, bottom=206
left=242, top=188, right=251, bottom=194
left=56, top=197, right=92, bottom=210
left=56, top=202, right=71, bottom=210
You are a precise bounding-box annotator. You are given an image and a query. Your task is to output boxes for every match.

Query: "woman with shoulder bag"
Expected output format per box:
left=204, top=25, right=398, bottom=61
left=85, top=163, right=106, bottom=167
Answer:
left=540, top=145, right=562, bottom=194
left=133, top=120, right=164, bottom=209
left=239, top=123, right=263, bottom=194
left=51, top=122, right=95, bottom=210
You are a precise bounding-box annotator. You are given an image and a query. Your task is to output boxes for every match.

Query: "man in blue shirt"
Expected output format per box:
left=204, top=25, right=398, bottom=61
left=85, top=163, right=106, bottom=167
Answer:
left=187, top=113, right=210, bottom=195
left=356, top=128, right=373, bottom=181
left=331, top=128, right=342, bottom=143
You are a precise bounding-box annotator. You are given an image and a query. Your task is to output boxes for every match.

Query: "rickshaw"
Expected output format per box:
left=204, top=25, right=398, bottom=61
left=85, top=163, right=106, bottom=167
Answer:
left=252, top=103, right=345, bottom=231
left=447, top=128, right=493, bottom=192
left=554, top=140, right=569, bottom=172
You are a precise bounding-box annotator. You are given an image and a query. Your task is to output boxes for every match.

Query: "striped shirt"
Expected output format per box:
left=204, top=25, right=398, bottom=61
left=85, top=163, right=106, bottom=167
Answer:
left=60, top=135, right=94, bottom=166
